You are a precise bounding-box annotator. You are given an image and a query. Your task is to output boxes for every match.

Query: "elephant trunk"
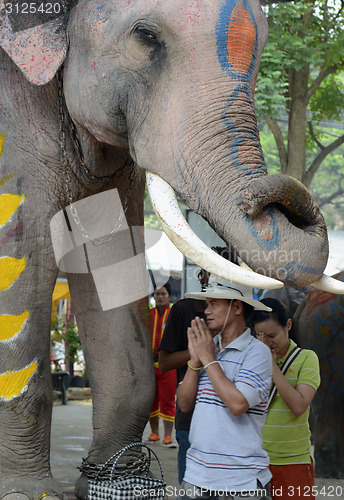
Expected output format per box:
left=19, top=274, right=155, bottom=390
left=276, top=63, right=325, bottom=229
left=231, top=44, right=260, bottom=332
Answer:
left=147, top=171, right=334, bottom=290
left=237, top=174, right=326, bottom=239
left=232, top=174, right=329, bottom=286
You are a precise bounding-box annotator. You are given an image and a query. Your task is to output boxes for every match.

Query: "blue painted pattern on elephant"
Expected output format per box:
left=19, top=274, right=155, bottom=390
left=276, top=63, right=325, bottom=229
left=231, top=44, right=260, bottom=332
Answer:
left=301, top=285, right=344, bottom=415
left=221, top=84, right=265, bottom=176
left=281, top=262, right=326, bottom=287
left=245, top=206, right=280, bottom=251
left=311, top=313, right=344, bottom=415
left=216, top=0, right=258, bottom=82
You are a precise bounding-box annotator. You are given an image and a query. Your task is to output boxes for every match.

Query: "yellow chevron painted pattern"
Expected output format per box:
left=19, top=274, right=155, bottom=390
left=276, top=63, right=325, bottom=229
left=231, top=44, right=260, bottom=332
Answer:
left=0, top=173, right=16, bottom=186
left=0, top=193, right=26, bottom=228
left=0, top=257, right=26, bottom=291
left=0, top=134, right=16, bottom=186
left=0, top=310, right=29, bottom=342
left=0, top=362, right=38, bottom=401
left=0, top=135, right=35, bottom=399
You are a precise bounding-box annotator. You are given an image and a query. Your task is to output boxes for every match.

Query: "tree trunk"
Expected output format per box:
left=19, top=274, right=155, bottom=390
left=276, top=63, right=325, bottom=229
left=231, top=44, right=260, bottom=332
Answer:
left=287, top=66, right=310, bottom=183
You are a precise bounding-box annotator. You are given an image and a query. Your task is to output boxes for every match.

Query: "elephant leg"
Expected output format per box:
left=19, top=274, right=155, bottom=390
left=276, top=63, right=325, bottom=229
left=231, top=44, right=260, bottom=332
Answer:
left=313, top=403, right=344, bottom=478
left=0, top=260, right=62, bottom=499
left=67, top=272, right=155, bottom=500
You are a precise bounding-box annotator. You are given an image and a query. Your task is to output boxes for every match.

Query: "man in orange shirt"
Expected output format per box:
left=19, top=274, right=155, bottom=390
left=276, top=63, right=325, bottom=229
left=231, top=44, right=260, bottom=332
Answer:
left=147, top=283, right=177, bottom=447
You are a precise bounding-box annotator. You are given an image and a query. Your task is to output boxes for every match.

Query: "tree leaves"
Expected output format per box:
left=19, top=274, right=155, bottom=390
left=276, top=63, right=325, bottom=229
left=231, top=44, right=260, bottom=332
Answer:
left=256, top=0, right=344, bottom=228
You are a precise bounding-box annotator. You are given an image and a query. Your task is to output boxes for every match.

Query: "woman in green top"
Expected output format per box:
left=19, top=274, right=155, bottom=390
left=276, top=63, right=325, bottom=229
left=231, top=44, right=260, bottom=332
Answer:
left=252, top=298, right=320, bottom=500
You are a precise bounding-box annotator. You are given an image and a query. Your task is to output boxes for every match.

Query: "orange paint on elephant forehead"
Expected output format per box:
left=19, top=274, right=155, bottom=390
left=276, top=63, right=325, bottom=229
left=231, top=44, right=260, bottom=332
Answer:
left=226, top=3, right=255, bottom=74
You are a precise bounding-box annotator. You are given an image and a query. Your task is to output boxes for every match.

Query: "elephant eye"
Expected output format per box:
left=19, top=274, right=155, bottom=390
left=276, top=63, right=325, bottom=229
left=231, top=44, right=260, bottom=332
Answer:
left=133, top=24, right=160, bottom=46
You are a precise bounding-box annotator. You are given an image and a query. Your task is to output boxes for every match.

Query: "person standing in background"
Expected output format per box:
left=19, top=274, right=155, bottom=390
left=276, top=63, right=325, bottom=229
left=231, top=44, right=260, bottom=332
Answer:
left=158, top=270, right=208, bottom=481
left=146, top=283, right=177, bottom=448
left=252, top=298, right=320, bottom=500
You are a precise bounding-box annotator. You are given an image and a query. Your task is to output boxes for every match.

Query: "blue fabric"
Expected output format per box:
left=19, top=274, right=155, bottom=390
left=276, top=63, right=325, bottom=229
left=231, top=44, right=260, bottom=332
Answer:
left=176, top=429, right=190, bottom=484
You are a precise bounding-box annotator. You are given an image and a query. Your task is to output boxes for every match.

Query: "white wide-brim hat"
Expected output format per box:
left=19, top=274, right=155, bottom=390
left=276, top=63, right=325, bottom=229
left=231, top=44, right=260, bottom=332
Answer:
left=185, top=278, right=272, bottom=311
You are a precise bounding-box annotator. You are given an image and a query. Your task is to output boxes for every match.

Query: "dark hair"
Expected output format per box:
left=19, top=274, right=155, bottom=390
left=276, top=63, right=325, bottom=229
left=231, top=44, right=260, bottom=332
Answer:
left=154, top=283, right=171, bottom=297
left=251, top=298, right=290, bottom=327
left=211, top=246, right=230, bottom=261
left=234, top=299, right=254, bottom=323
left=197, top=247, right=236, bottom=285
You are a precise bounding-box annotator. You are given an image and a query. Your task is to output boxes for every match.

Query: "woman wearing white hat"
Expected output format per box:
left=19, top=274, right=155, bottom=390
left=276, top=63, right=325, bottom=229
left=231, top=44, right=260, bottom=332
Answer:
left=176, top=279, right=273, bottom=499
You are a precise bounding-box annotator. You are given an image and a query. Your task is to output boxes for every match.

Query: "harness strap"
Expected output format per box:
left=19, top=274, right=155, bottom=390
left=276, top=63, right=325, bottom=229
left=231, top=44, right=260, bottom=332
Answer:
left=267, top=346, right=302, bottom=408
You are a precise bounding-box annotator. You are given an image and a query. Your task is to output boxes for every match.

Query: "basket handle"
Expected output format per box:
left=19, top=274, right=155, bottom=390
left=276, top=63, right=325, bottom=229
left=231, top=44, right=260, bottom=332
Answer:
left=95, top=442, right=164, bottom=482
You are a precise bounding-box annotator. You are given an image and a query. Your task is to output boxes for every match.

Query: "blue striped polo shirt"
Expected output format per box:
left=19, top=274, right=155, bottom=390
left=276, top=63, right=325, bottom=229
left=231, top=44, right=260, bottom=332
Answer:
left=184, top=328, right=272, bottom=492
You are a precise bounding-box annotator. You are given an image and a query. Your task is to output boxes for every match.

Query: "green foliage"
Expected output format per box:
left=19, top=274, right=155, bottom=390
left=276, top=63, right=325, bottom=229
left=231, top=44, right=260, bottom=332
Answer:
left=259, top=124, right=283, bottom=173
left=309, top=140, right=344, bottom=229
left=309, top=75, right=344, bottom=122
left=257, top=1, right=344, bottom=121
left=260, top=122, right=344, bottom=229
left=256, top=0, right=344, bottom=224
left=51, top=316, right=82, bottom=367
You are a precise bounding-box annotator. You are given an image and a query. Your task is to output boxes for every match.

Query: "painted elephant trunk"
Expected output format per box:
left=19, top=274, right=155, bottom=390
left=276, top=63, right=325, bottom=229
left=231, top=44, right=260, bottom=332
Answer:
left=233, top=174, right=329, bottom=286
left=237, top=174, right=326, bottom=237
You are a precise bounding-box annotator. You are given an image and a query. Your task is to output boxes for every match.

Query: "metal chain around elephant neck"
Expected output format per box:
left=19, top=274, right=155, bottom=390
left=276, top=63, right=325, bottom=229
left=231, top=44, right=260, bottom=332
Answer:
left=57, top=69, right=135, bottom=246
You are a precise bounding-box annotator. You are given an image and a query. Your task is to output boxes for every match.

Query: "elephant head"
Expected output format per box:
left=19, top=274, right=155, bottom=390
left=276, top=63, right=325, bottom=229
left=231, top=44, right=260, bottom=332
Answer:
left=1, top=0, right=342, bottom=292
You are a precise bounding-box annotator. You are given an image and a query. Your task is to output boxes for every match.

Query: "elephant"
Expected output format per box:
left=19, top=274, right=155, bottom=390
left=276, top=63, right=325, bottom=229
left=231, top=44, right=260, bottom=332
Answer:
left=1, top=0, right=344, bottom=498
left=293, top=271, right=344, bottom=479
left=258, top=285, right=312, bottom=319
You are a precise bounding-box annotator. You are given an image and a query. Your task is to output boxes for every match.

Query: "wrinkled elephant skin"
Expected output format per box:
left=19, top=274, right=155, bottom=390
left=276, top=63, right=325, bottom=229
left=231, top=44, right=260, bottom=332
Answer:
left=294, top=272, right=344, bottom=478
left=0, top=0, right=330, bottom=498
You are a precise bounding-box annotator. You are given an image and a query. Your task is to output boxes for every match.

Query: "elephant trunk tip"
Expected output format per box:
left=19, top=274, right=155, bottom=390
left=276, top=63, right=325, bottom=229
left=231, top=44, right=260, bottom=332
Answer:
left=237, top=173, right=327, bottom=239
left=235, top=174, right=329, bottom=287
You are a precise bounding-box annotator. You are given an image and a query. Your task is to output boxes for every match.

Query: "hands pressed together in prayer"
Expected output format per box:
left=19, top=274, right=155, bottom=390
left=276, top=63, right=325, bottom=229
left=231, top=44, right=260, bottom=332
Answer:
left=187, top=317, right=216, bottom=369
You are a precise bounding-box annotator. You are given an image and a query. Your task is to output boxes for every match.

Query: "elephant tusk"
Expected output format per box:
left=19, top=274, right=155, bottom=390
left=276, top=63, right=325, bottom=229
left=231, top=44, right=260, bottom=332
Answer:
left=146, top=172, right=283, bottom=289
left=310, top=274, right=344, bottom=294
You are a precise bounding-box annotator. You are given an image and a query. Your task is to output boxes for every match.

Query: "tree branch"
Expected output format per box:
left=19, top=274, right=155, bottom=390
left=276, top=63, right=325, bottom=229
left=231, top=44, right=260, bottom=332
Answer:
left=304, top=133, right=344, bottom=186
left=333, top=0, right=344, bottom=22
left=308, top=61, right=344, bottom=101
left=308, top=121, right=325, bottom=150
left=317, top=186, right=344, bottom=207
left=264, top=115, right=288, bottom=174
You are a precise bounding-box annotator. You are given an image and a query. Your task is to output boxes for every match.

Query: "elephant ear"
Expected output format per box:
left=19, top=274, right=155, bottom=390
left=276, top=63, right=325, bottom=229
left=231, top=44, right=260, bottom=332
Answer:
left=0, top=0, right=70, bottom=85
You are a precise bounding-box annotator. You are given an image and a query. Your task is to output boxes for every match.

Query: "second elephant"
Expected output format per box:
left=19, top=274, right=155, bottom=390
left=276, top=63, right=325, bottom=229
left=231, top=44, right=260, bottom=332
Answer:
left=294, top=271, right=344, bottom=478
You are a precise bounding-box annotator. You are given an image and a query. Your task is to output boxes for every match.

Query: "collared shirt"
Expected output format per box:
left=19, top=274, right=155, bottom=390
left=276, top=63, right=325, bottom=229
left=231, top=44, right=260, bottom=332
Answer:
left=184, top=328, right=272, bottom=492
left=262, top=339, right=320, bottom=465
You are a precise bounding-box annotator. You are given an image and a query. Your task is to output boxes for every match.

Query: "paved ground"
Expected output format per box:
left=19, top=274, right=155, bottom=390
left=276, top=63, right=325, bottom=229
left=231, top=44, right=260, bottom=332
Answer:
left=51, top=400, right=344, bottom=499
left=51, top=400, right=179, bottom=499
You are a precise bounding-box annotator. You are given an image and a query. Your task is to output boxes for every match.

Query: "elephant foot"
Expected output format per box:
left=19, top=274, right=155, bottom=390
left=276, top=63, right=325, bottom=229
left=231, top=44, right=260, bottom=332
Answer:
left=0, top=476, right=63, bottom=500
left=74, top=474, right=88, bottom=500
